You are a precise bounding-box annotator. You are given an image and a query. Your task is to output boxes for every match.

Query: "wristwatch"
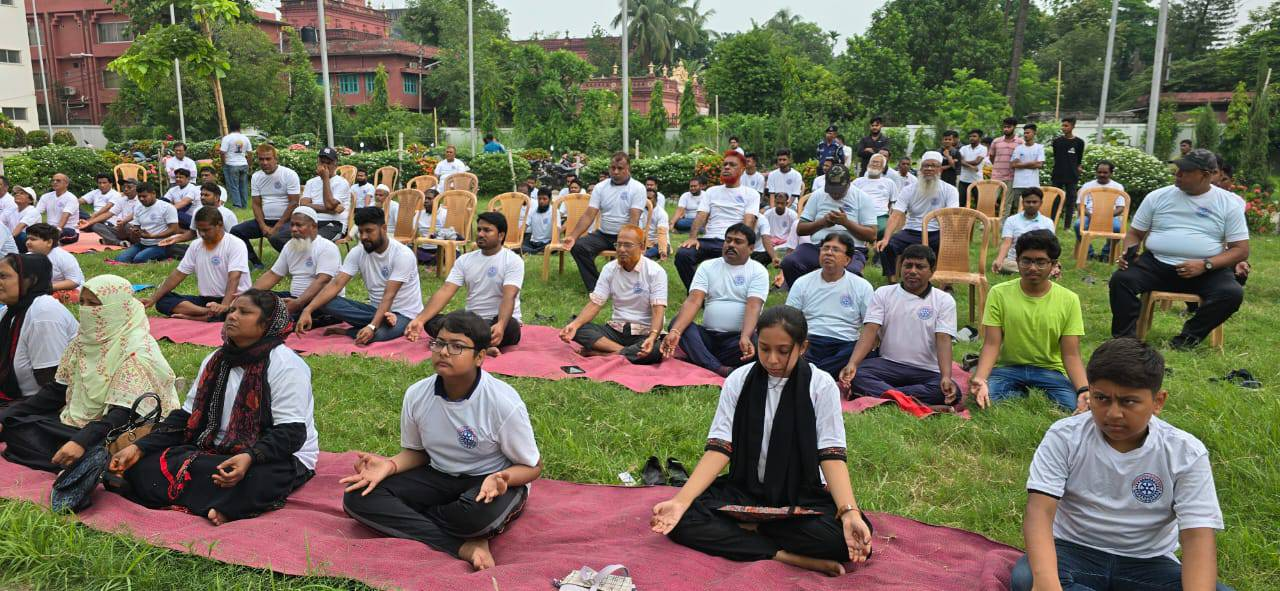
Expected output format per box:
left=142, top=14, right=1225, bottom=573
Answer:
left=1203, top=258, right=1214, bottom=271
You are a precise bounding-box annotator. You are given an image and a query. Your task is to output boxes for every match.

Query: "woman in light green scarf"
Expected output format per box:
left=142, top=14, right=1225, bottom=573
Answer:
left=0, top=274, right=180, bottom=473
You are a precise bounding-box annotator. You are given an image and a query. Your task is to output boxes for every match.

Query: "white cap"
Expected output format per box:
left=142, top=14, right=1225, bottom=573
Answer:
left=291, top=206, right=319, bottom=223
left=19, top=187, right=35, bottom=199
left=375, top=183, right=391, bottom=194
left=921, top=150, right=943, bottom=164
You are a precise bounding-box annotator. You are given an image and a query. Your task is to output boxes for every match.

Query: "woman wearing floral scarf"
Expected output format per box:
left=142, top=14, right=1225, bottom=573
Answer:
left=0, top=274, right=176, bottom=473
left=109, top=289, right=318, bottom=526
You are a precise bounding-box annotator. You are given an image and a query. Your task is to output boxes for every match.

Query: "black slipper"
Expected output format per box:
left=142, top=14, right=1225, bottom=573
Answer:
left=641, top=456, right=665, bottom=486
left=665, top=457, right=689, bottom=487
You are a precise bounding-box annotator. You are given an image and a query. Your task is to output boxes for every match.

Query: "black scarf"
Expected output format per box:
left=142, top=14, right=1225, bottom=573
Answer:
left=728, top=359, right=820, bottom=507
left=0, top=254, right=52, bottom=401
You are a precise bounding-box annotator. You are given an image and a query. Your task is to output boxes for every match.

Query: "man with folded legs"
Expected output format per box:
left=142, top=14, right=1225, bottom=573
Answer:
left=559, top=224, right=665, bottom=364
left=875, top=151, right=959, bottom=283
left=252, top=206, right=343, bottom=325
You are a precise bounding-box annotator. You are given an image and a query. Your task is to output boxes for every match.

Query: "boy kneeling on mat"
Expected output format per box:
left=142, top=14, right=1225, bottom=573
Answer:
left=342, top=311, right=541, bottom=571
left=1012, top=338, right=1232, bottom=591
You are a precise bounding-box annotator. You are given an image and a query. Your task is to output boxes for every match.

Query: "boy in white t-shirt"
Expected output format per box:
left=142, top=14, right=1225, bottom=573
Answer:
left=1010, top=338, right=1230, bottom=591
left=141, top=206, right=251, bottom=320
left=23, top=223, right=84, bottom=303
left=342, top=310, right=541, bottom=572
left=560, top=224, right=666, bottom=364
left=79, top=174, right=120, bottom=220
left=670, top=177, right=706, bottom=234
left=1006, top=124, right=1045, bottom=217
left=994, top=187, right=1058, bottom=275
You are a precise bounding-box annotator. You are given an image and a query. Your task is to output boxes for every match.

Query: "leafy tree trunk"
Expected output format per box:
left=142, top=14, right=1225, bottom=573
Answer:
left=1005, top=0, right=1029, bottom=108
left=200, top=20, right=229, bottom=136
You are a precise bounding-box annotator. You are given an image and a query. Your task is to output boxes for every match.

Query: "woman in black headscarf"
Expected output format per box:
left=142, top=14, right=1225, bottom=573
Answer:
left=108, top=289, right=319, bottom=525
left=651, top=305, right=873, bottom=576
left=0, top=253, right=78, bottom=403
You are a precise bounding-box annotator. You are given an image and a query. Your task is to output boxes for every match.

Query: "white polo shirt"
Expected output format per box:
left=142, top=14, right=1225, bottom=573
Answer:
left=1132, top=185, right=1249, bottom=266
left=271, top=236, right=343, bottom=298
left=81, top=188, right=120, bottom=211
left=800, top=187, right=880, bottom=246
left=1, top=295, right=77, bottom=397
left=864, top=284, right=957, bottom=372
left=400, top=371, right=541, bottom=478
left=300, top=175, right=352, bottom=227
left=340, top=240, right=424, bottom=318
left=893, top=181, right=960, bottom=232
left=252, top=166, right=302, bottom=220
left=766, top=169, right=804, bottom=196
left=524, top=205, right=553, bottom=243
left=588, top=178, right=647, bottom=235
left=47, top=247, right=84, bottom=289
left=786, top=269, right=874, bottom=342
left=445, top=248, right=524, bottom=322
left=176, top=234, right=252, bottom=296
left=697, top=184, right=758, bottom=241
left=1001, top=212, right=1057, bottom=263
left=130, top=200, right=179, bottom=246
left=590, top=257, right=667, bottom=328
left=37, top=191, right=79, bottom=229
left=689, top=257, right=769, bottom=333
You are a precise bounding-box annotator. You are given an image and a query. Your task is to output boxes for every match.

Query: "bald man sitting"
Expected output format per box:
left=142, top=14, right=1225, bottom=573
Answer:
left=559, top=225, right=666, bottom=364
left=36, top=173, right=80, bottom=244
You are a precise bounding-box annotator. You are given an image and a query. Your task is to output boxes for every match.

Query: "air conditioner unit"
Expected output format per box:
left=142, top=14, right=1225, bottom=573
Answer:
left=60, top=86, right=76, bottom=97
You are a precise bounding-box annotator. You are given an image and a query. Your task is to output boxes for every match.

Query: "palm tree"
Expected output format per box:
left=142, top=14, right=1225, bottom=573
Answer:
left=612, top=0, right=714, bottom=67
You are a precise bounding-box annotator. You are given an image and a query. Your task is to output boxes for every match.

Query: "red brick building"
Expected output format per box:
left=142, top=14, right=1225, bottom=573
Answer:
left=311, top=38, right=437, bottom=112
left=584, top=69, right=709, bottom=126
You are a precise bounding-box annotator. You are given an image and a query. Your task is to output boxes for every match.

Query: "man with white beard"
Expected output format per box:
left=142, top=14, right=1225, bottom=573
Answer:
left=852, top=153, right=898, bottom=239
left=252, top=206, right=344, bottom=323
left=874, top=152, right=959, bottom=283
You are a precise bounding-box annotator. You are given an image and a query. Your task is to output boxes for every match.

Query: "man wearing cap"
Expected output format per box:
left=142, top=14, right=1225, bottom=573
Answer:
left=780, top=163, right=878, bottom=287
left=674, top=150, right=759, bottom=290
left=875, top=151, right=960, bottom=283
left=816, top=125, right=844, bottom=165
left=299, top=147, right=352, bottom=241
left=1108, top=149, right=1249, bottom=350
left=253, top=206, right=344, bottom=323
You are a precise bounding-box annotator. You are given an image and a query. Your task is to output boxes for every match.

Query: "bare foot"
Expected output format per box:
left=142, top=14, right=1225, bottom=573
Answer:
left=774, top=550, right=845, bottom=576
left=323, top=326, right=348, bottom=336
left=458, top=539, right=495, bottom=571
left=485, top=347, right=501, bottom=357
left=207, top=508, right=229, bottom=526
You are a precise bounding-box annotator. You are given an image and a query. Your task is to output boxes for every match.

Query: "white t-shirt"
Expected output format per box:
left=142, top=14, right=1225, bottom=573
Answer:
left=0, top=193, right=15, bottom=218
left=183, top=345, right=319, bottom=470
left=842, top=145, right=854, bottom=167
left=1, top=295, right=77, bottom=397
left=163, top=183, right=200, bottom=210
left=676, top=191, right=703, bottom=219
left=764, top=207, right=799, bottom=249
left=958, top=144, right=989, bottom=183
left=10, top=206, right=41, bottom=233
left=1001, top=213, right=1057, bottom=263
left=0, top=231, right=16, bottom=256
left=1132, top=185, right=1249, bottom=266
left=591, top=257, right=667, bottom=328
left=252, top=166, right=302, bottom=221
left=130, top=200, right=179, bottom=246
left=646, top=206, right=669, bottom=245
left=741, top=171, right=766, bottom=193
left=434, top=158, right=470, bottom=192
left=786, top=269, right=874, bottom=342
left=689, top=257, right=769, bottom=333
left=219, top=132, right=252, bottom=167
left=190, top=204, right=238, bottom=231
left=81, top=188, right=120, bottom=211
left=1079, top=180, right=1127, bottom=217
left=524, top=204, right=554, bottom=243
left=341, top=241, right=424, bottom=318
left=864, top=284, right=957, bottom=372
left=350, top=182, right=376, bottom=208
left=811, top=175, right=827, bottom=195
left=445, top=248, right=524, bottom=322
left=885, top=168, right=917, bottom=193
left=400, top=371, right=540, bottom=478
left=752, top=214, right=771, bottom=254
left=697, top=184, right=757, bottom=241
left=766, top=169, right=804, bottom=196
left=176, top=234, right=252, bottom=296
left=1010, top=142, right=1045, bottom=188
left=106, top=195, right=141, bottom=225
left=893, top=181, right=960, bottom=232
left=271, top=237, right=343, bottom=298
left=588, top=178, right=647, bottom=235
left=800, top=187, right=880, bottom=246
left=851, top=176, right=898, bottom=216
left=37, top=191, right=79, bottom=229
left=708, top=362, right=845, bottom=483
left=47, top=247, right=84, bottom=289
left=165, top=156, right=198, bottom=184
left=1027, top=413, right=1223, bottom=559
left=300, top=175, right=352, bottom=226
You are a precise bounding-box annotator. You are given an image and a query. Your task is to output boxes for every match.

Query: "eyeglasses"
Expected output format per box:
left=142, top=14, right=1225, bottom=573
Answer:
left=1017, top=257, right=1056, bottom=269
left=427, top=337, right=479, bottom=356
left=615, top=241, right=642, bottom=250
left=819, top=245, right=849, bottom=255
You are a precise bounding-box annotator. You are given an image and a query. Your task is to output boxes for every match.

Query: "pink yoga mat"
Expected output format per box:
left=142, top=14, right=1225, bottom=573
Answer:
left=0, top=450, right=1020, bottom=590
left=63, top=232, right=124, bottom=254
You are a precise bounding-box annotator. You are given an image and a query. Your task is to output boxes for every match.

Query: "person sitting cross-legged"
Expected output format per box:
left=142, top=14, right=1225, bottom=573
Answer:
left=77, top=177, right=139, bottom=246
left=969, top=230, right=1089, bottom=412
left=780, top=164, right=878, bottom=287
left=298, top=207, right=424, bottom=345
left=163, top=168, right=200, bottom=229
left=36, top=173, right=80, bottom=244
left=141, top=206, right=252, bottom=321
left=674, top=151, right=759, bottom=289
left=114, top=183, right=180, bottom=264
left=252, top=207, right=342, bottom=325
left=297, top=147, right=351, bottom=241
left=874, top=151, right=959, bottom=283
left=670, top=177, right=705, bottom=233
left=405, top=212, right=523, bottom=355
left=24, top=223, right=84, bottom=304
left=993, top=187, right=1057, bottom=275
left=662, top=223, right=768, bottom=377
left=0, top=254, right=78, bottom=402
left=230, top=143, right=301, bottom=270
left=559, top=224, right=665, bottom=364
left=785, top=233, right=874, bottom=377
left=651, top=305, right=873, bottom=577
left=1010, top=338, right=1233, bottom=591
left=109, top=290, right=319, bottom=527
left=840, top=244, right=960, bottom=407
left=342, top=311, right=542, bottom=572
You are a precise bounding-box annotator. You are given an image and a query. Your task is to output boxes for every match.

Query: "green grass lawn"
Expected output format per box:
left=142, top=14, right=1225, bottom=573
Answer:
left=1, top=203, right=1277, bottom=590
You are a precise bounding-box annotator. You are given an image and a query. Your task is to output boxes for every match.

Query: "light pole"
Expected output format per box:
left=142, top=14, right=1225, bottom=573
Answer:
left=170, top=4, right=186, bottom=143
left=620, top=0, right=629, bottom=151
left=467, top=0, right=475, bottom=156
left=1145, top=0, right=1169, bottom=156
left=1095, top=0, right=1119, bottom=144
left=317, top=0, right=335, bottom=147
left=29, top=0, right=54, bottom=135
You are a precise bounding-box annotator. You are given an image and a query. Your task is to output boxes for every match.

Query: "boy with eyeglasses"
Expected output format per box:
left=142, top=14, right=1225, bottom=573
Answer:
left=969, top=230, right=1089, bottom=412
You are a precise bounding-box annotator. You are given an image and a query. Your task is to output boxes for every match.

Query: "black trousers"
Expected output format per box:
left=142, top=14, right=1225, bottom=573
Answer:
left=425, top=314, right=522, bottom=349
left=1053, top=179, right=1079, bottom=230
left=0, top=411, right=78, bottom=473
left=572, top=322, right=662, bottom=364
left=675, top=238, right=724, bottom=290
left=122, top=444, right=313, bottom=520
left=1109, top=252, right=1244, bottom=341
left=667, top=479, right=854, bottom=563
left=343, top=464, right=528, bottom=557
left=569, top=230, right=616, bottom=292
left=230, top=219, right=291, bottom=266
left=317, top=221, right=344, bottom=241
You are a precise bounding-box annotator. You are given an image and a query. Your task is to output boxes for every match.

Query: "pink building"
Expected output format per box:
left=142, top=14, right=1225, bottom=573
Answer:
left=312, top=38, right=437, bottom=112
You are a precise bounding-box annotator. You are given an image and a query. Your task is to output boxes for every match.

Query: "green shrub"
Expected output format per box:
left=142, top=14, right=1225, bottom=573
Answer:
left=3, top=146, right=113, bottom=195
left=52, top=130, right=76, bottom=147
left=470, top=152, right=531, bottom=196
left=288, top=133, right=321, bottom=147
left=516, top=148, right=551, bottom=162
left=185, top=140, right=221, bottom=161
left=1040, top=143, right=1172, bottom=201
left=25, top=130, right=49, bottom=148
left=0, top=114, right=19, bottom=148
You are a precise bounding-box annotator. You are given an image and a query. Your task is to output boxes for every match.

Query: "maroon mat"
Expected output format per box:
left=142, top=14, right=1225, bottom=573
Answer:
left=0, top=450, right=1020, bottom=590
left=63, top=232, right=124, bottom=254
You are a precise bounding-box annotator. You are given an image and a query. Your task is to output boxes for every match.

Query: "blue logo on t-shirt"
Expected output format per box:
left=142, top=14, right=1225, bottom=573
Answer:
left=1131, top=473, right=1164, bottom=503
left=379, top=264, right=391, bottom=278
left=1195, top=206, right=1212, bottom=218
left=917, top=307, right=934, bottom=320
left=632, top=282, right=644, bottom=294
left=734, top=194, right=744, bottom=205
left=840, top=295, right=853, bottom=308
left=210, top=255, right=222, bottom=266
left=733, top=275, right=745, bottom=286
left=304, top=257, right=314, bottom=268
left=457, top=426, right=479, bottom=449
left=273, top=180, right=283, bottom=190
left=486, top=266, right=498, bottom=278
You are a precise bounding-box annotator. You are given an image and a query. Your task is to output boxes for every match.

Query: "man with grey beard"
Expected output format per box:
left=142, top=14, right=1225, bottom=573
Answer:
left=874, top=151, right=959, bottom=282
left=853, top=153, right=898, bottom=239
left=252, top=206, right=344, bottom=324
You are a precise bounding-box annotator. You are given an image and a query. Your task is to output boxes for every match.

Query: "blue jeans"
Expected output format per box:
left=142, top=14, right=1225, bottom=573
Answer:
left=115, top=243, right=173, bottom=263
left=1011, top=538, right=1233, bottom=591
left=988, top=364, right=1078, bottom=411
left=319, top=296, right=411, bottom=343
left=673, top=217, right=694, bottom=232
left=1073, top=216, right=1123, bottom=257
left=224, top=164, right=250, bottom=208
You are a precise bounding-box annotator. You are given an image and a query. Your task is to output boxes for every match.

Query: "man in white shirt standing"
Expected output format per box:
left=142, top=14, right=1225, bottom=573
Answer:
left=407, top=212, right=524, bottom=353
left=79, top=174, right=119, bottom=221
left=78, top=177, right=138, bottom=245
left=958, top=129, right=988, bottom=207
left=563, top=152, right=645, bottom=292
left=675, top=150, right=758, bottom=290
left=218, top=121, right=252, bottom=208
left=434, top=145, right=470, bottom=192
left=141, top=206, right=251, bottom=321
left=252, top=206, right=343, bottom=323
left=560, top=224, right=666, bottom=364
left=298, top=147, right=351, bottom=241
left=741, top=153, right=766, bottom=194
left=875, top=151, right=960, bottom=283
left=765, top=149, right=805, bottom=205
left=852, top=153, right=898, bottom=239
left=1005, top=123, right=1045, bottom=217
left=670, top=177, right=705, bottom=234
left=299, top=207, right=424, bottom=345
left=994, top=187, right=1057, bottom=275
left=781, top=164, right=878, bottom=287
left=36, top=173, right=80, bottom=244
left=231, top=144, right=301, bottom=268
left=786, top=233, right=875, bottom=377
left=163, top=142, right=197, bottom=187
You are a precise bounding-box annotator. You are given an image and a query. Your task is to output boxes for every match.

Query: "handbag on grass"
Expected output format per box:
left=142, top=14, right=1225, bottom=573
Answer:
left=106, top=392, right=163, bottom=455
